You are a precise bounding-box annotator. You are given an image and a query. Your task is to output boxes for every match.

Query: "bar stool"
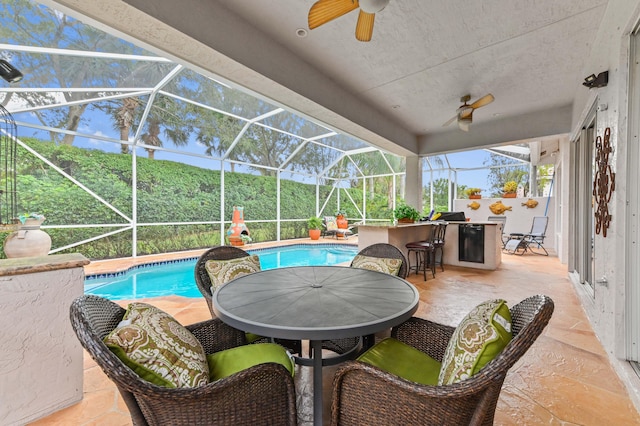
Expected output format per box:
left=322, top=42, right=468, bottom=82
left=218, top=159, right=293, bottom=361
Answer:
left=432, top=222, right=448, bottom=272
left=405, top=223, right=442, bottom=281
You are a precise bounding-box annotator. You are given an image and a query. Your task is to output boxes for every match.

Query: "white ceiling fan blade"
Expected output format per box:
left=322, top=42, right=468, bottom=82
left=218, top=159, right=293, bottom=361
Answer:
left=442, top=114, right=458, bottom=127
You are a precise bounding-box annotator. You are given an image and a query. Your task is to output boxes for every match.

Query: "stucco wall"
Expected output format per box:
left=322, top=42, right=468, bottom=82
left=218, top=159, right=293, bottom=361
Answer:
left=569, top=0, right=640, bottom=408
left=454, top=196, right=556, bottom=253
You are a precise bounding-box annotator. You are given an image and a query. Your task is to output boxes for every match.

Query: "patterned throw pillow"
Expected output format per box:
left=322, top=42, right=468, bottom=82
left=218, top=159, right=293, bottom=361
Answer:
left=205, top=255, right=261, bottom=293
left=351, top=254, right=403, bottom=276
left=324, top=216, right=338, bottom=231
left=104, top=303, right=209, bottom=388
left=438, top=299, right=512, bottom=385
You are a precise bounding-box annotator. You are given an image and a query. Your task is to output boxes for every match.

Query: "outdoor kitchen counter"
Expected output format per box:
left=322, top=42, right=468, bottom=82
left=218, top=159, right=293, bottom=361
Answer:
left=357, top=221, right=502, bottom=270
left=0, top=253, right=88, bottom=425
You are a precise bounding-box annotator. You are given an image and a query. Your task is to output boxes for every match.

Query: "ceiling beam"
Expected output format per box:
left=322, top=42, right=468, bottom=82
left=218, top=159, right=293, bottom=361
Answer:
left=418, top=105, right=572, bottom=155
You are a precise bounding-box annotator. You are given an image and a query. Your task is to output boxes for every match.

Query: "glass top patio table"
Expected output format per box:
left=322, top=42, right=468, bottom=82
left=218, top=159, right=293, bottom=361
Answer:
left=213, top=265, right=419, bottom=426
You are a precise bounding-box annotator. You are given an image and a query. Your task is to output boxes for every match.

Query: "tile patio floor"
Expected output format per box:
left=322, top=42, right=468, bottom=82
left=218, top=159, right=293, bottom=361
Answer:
left=31, top=238, right=640, bottom=425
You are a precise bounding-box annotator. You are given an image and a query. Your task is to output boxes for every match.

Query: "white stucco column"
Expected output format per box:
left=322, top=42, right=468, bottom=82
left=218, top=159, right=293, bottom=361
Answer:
left=404, top=155, right=422, bottom=212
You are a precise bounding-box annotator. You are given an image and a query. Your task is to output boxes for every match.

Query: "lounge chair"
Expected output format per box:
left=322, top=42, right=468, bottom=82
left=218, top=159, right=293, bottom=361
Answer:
left=505, top=216, right=549, bottom=255
left=323, top=215, right=354, bottom=239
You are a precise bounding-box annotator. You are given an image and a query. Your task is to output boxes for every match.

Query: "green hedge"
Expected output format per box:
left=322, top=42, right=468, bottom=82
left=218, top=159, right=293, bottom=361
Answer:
left=3, top=139, right=393, bottom=260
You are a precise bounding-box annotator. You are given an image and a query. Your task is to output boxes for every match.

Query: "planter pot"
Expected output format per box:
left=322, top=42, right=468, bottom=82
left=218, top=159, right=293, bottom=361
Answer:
left=469, top=194, right=481, bottom=199
left=309, top=229, right=321, bottom=240
left=397, top=218, right=415, bottom=224
left=4, top=218, right=51, bottom=258
left=336, top=215, right=348, bottom=229
left=228, top=237, right=245, bottom=247
left=503, top=193, right=517, bottom=198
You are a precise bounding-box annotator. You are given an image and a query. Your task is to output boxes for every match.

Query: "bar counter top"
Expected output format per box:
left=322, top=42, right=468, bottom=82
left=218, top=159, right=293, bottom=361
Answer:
left=358, top=221, right=502, bottom=270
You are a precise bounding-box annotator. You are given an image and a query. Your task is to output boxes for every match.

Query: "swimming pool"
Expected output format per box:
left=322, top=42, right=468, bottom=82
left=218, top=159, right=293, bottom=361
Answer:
left=85, top=244, right=358, bottom=300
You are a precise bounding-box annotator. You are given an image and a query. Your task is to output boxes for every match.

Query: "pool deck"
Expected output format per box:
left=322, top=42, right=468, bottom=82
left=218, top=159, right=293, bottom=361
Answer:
left=40, top=236, right=640, bottom=425
left=84, top=237, right=358, bottom=276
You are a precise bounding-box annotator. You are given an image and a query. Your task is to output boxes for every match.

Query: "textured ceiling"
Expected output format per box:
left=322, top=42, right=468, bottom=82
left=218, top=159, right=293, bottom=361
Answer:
left=216, top=0, right=604, bottom=134
left=49, top=0, right=608, bottom=156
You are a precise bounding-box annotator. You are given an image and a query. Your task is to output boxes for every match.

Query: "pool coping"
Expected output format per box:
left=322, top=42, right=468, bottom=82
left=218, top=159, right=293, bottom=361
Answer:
left=84, top=241, right=358, bottom=281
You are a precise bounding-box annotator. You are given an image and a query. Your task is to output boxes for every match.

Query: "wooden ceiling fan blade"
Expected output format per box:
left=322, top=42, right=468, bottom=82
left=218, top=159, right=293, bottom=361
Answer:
left=469, top=93, right=494, bottom=109
left=308, top=0, right=359, bottom=30
left=355, top=10, right=375, bottom=41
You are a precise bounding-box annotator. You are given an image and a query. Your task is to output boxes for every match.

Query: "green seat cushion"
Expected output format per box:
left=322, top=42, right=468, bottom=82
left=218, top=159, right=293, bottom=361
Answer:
left=438, top=299, right=513, bottom=385
left=245, top=332, right=263, bottom=343
left=104, top=302, right=209, bottom=388
left=358, top=338, right=441, bottom=385
left=351, top=254, right=403, bottom=276
left=205, top=255, right=261, bottom=293
left=208, top=343, right=295, bottom=381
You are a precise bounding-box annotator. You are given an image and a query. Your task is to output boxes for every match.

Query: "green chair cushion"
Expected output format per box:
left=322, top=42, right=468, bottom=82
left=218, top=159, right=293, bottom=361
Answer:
left=104, top=302, right=209, bottom=388
left=205, top=254, right=261, bottom=293
left=245, top=332, right=263, bottom=343
left=351, top=254, right=403, bottom=276
left=207, top=343, right=295, bottom=381
left=358, top=337, right=441, bottom=385
left=438, top=299, right=513, bottom=385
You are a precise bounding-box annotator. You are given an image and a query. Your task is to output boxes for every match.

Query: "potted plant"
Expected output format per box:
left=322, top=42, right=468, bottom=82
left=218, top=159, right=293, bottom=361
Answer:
left=18, top=212, right=46, bottom=226
left=334, top=210, right=348, bottom=229
left=308, top=216, right=322, bottom=240
left=503, top=181, right=518, bottom=198
left=465, top=188, right=482, bottom=199
left=393, top=203, right=421, bottom=224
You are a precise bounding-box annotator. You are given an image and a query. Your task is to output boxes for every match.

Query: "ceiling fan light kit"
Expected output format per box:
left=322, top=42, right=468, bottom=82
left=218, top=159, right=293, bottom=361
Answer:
left=442, top=93, right=495, bottom=132
left=359, top=0, right=389, bottom=13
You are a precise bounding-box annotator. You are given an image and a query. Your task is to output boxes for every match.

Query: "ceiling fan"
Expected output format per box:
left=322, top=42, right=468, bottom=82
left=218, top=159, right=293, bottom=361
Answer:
left=442, top=93, right=495, bottom=132
left=308, top=0, right=390, bottom=42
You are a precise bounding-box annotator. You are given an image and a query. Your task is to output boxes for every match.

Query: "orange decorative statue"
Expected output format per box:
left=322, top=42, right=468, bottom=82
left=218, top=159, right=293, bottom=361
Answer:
left=227, top=206, right=251, bottom=246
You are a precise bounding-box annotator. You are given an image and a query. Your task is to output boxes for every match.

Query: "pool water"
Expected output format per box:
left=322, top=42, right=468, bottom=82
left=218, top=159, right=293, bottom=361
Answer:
left=85, top=244, right=358, bottom=300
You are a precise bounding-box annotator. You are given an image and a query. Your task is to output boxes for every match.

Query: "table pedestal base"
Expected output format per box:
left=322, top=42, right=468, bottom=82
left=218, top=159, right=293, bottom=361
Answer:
left=293, top=338, right=362, bottom=425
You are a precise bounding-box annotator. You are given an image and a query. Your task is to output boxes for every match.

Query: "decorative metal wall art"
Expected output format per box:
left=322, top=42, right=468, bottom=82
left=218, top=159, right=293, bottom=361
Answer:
left=593, top=127, right=615, bottom=237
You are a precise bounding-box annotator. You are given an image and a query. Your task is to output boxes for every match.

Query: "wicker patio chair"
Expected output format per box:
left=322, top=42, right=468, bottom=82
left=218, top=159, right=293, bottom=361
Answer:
left=331, top=294, right=554, bottom=426
left=194, top=245, right=302, bottom=355
left=352, top=242, right=408, bottom=279
left=322, top=243, right=409, bottom=356
left=70, top=294, right=297, bottom=426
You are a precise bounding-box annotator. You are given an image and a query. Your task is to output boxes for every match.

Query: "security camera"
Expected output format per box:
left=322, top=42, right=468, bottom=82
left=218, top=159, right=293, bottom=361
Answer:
left=0, top=60, right=23, bottom=83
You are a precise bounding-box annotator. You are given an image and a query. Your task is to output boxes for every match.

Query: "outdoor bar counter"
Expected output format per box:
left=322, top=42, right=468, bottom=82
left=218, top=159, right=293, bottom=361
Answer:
left=357, top=221, right=502, bottom=270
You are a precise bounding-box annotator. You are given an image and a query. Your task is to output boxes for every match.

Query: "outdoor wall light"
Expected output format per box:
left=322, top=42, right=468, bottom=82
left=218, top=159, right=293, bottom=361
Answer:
left=0, top=60, right=23, bottom=83
left=583, top=71, right=608, bottom=88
